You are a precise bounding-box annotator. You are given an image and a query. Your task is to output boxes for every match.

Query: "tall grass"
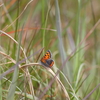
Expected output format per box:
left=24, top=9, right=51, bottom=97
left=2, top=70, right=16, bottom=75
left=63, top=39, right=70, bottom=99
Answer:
left=0, top=0, right=100, bottom=100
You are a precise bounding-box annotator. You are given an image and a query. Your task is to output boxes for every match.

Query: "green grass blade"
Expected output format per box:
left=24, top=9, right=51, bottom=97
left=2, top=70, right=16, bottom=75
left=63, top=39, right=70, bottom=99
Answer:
left=6, top=28, right=22, bottom=100
left=73, top=0, right=81, bottom=84
left=55, top=0, right=70, bottom=79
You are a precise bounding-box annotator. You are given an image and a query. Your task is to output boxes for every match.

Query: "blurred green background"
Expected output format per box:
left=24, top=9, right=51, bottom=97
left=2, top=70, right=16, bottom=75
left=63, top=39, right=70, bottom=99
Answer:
left=0, top=0, right=100, bottom=100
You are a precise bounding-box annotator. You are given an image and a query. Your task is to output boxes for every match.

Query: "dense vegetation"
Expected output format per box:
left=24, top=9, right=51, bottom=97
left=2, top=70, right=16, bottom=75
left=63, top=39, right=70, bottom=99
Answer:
left=0, top=0, right=100, bottom=100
